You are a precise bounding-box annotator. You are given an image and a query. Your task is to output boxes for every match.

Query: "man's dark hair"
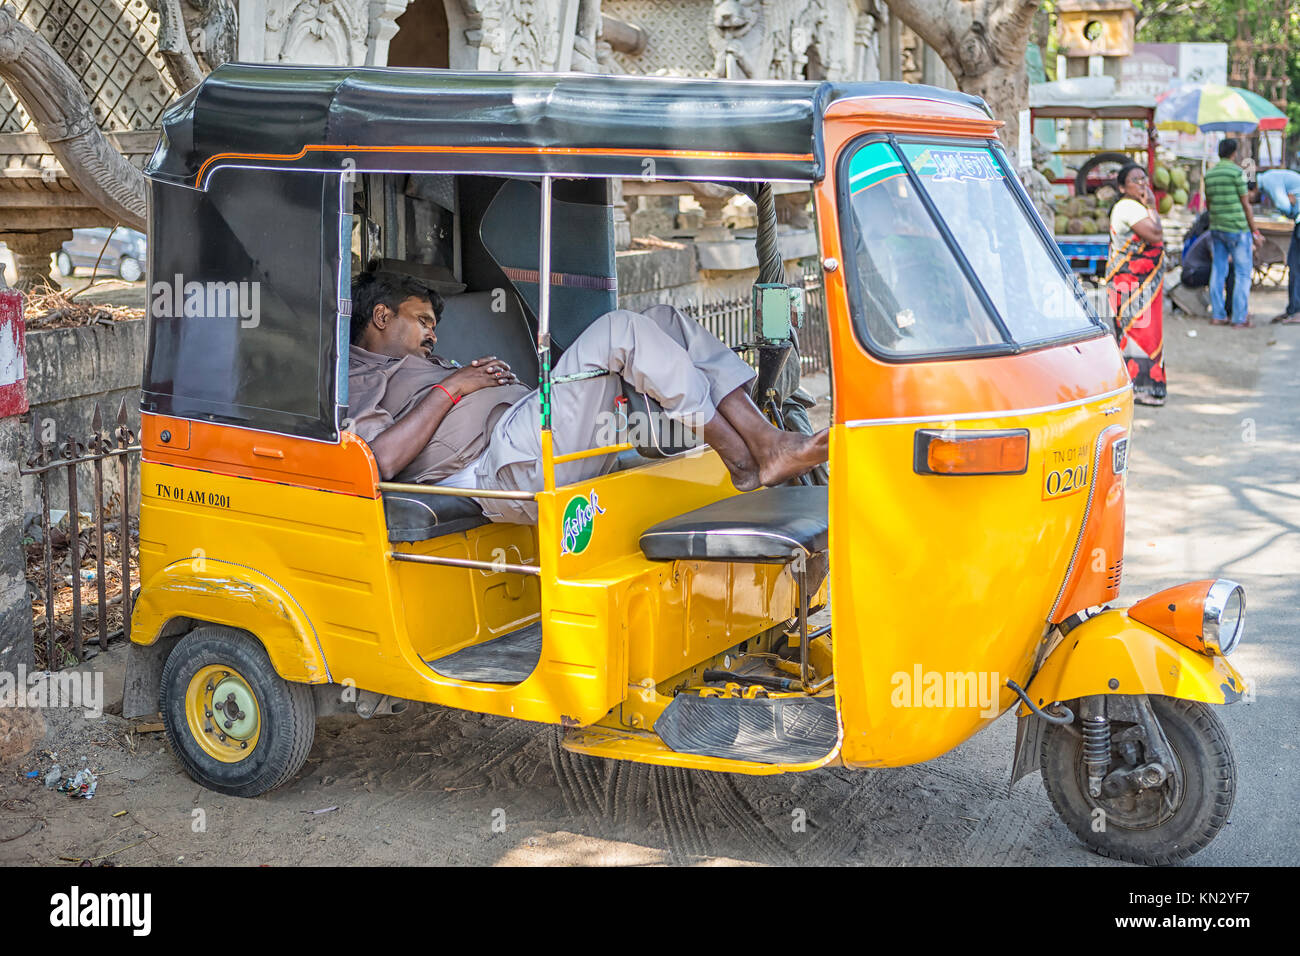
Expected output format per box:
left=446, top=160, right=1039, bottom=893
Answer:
left=350, top=270, right=443, bottom=344
left=1116, top=163, right=1145, bottom=188
left=1218, top=138, right=1239, bottom=160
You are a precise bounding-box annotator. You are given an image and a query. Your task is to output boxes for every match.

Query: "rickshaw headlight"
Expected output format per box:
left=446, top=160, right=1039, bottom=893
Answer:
left=1203, top=579, right=1245, bottom=655
left=1127, top=578, right=1246, bottom=657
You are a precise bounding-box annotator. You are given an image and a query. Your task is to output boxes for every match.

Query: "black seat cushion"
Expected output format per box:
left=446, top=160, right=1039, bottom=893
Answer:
left=639, top=486, right=828, bottom=563
left=383, top=490, right=490, bottom=543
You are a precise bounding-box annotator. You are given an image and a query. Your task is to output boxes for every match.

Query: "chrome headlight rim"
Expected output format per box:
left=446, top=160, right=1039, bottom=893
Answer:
left=1203, top=578, right=1245, bottom=655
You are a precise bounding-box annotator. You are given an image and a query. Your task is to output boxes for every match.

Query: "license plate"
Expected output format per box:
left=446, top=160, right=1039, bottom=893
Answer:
left=1043, top=441, right=1091, bottom=500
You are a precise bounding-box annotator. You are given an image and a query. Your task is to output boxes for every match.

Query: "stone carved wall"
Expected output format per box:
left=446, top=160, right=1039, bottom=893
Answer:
left=601, top=0, right=712, bottom=75
left=603, top=0, right=881, bottom=82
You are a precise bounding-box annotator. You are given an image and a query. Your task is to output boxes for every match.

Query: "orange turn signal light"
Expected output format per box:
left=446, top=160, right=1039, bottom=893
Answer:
left=914, top=429, right=1030, bottom=476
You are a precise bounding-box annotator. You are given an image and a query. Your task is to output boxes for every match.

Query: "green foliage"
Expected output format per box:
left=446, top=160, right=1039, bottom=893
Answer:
left=1134, top=0, right=1299, bottom=139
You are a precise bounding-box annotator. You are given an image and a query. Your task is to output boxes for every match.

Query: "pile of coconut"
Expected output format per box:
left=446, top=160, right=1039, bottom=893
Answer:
left=1054, top=191, right=1112, bottom=236
left=1052, top=164, right=1191, bottom=236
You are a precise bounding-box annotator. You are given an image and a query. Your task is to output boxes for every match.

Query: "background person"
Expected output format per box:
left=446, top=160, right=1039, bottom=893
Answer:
left=1106, top=164, right=1166, bottom=406
left=1203, top=138, right=1263, bottom=327
left=1257, top=167, right=1300, bottom=324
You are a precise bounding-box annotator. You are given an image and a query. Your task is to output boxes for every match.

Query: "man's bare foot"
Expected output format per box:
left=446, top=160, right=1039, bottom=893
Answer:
left=702, top=412, right=761, bottom=492
left=728, top=464, right=761, bottom=492
left=756, top=427, right=829, bottom=487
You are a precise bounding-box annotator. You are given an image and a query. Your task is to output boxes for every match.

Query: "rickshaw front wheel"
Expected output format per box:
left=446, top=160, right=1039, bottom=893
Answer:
left=160, top=625, right=316, bottom=798
left=1040, top=695, right=1236, bottom=865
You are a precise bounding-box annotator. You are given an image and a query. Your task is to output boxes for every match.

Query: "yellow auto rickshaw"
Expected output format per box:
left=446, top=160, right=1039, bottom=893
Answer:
left=125, top=64, right=1248, bottom=864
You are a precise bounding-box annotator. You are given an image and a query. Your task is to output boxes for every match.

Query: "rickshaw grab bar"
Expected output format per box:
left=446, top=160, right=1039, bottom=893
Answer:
left=376, top=481, right=536, bottom=501
left=552, top=442, right=635, bottom=465
left=388, top=552, right=541, bottom=576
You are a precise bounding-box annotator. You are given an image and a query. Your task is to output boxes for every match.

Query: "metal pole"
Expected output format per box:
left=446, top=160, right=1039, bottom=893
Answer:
left=65, top=435, right=82, bottom=662
left=39, top=468, right=54, bottom=666
left=117, top=399, right=132, bottom=629
left=538, top=175, right=554, bottom=434
left=794, top=550, right=810, bottom=688
left=91, top=403, right=107, bottom=648
left=32, top=415, right=55, bottom=666
left=389, top=551, right=540, bottom=576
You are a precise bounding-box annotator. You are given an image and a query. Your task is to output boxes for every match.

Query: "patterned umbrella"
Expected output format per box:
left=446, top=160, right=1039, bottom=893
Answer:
left=1156, top=83, right=1287, bottom=133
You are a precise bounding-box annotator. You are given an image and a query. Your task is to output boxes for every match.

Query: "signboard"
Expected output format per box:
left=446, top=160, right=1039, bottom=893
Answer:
left=0, top=289, right=27, bottom=417
left=1120, top=50, right=1177, bottom=98
left=1178, top=43, right=1228, bottom=85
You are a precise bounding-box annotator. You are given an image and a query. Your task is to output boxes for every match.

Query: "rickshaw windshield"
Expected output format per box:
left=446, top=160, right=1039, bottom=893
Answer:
left=840, top=139, right=1099, bottom=359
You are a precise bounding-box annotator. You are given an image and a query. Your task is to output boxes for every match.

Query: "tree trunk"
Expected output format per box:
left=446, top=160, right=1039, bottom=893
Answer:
left=883, top=0, right=1040, bottom=169
left=0, top=11, right=147, bottom=231
left=156, top=0, right=205, bottom=93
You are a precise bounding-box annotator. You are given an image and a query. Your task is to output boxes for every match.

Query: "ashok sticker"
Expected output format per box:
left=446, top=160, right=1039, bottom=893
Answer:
left=561, top=490, right=606, bottom=555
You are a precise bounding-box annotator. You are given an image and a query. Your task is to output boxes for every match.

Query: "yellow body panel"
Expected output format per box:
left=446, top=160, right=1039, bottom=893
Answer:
left=135, top=448, right=807, bottom=735
left=830, top=389, right=1134, bottom=768
left=1019, top=609, right=1250, bottom=710
left=132, top=557, right=331, bottom=682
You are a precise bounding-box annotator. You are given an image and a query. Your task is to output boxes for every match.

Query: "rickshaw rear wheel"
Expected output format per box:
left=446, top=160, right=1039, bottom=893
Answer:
left=1040, top=695, right=1235, bottom=865
left=160, top=625, right=316, bottom=798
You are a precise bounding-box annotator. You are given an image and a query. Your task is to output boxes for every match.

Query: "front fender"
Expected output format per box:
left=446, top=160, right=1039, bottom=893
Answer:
left=130, top=558, right=331, bottom=684
left=1019, top=608, right=1249, bottom=715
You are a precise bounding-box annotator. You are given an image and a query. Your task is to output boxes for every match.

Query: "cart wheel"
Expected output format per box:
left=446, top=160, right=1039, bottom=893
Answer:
left=1073, top=152, right=1136, bottom=196
left=160, top=625, right=315, bottom=797
left=1040, top=695, right=1235, bottom=865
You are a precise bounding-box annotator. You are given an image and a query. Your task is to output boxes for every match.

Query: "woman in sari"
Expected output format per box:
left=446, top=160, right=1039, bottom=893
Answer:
left=1105, top=164, right=1166, bottom=405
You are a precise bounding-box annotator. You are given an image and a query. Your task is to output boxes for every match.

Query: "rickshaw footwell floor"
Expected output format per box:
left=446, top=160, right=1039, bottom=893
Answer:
left=425, top=623, right=542, bottom=684
left=654, top=694, right=838, bottom=764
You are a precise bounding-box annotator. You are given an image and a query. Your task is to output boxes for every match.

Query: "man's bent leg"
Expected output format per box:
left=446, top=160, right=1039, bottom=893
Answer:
left=471, top=308, right=760, bottom=521
left=637, top=304, right=757, bottom=408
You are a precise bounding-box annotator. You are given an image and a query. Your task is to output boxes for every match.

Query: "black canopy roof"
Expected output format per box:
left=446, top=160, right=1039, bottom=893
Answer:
left=146, top=64, right=989, bottom=188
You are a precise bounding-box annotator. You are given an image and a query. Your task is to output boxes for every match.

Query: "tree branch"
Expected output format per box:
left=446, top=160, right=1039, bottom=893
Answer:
left=881, top=0, right=967, bottom=65
left=0, top=10, right=147, bottom=230
left=156, top=0, right=205, bottom=93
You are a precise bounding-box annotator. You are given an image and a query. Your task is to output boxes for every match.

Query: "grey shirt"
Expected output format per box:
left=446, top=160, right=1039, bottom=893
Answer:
left=346, top=345, right=530, bottom=484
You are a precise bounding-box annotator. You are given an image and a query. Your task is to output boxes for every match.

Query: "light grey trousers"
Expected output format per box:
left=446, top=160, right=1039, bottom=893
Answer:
left=461, top=304, right=756, bottom=523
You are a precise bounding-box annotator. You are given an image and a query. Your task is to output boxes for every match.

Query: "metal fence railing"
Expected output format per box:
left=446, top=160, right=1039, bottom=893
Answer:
left=20, top=399, right=140, bottom=666
left=678, top=258, right=831, bottom=377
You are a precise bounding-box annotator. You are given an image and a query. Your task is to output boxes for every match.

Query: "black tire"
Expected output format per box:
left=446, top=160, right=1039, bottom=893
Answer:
left=1074, top=151, right=1137, bottom=196
left=1041, top=695, right=1235, bottom=865
left=55, top=251, right=75, bottom=277
left=160, top=625, right=315, bottom=797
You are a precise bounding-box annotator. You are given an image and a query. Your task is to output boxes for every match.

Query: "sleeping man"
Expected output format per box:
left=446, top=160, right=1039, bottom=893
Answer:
left=346, top=270, right=828, bottom=523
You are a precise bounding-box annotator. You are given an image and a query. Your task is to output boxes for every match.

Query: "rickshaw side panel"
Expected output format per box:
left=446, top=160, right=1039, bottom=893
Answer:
left=538, top=450, right=805, bottom=703
left=134, top=459, right=402, bottom=685
left=813, top=110, right=1135, bottom=768
left=825, top=393, right=1132, bottom=767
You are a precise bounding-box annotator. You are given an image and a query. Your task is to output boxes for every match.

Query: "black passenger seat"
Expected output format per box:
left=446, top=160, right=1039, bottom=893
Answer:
left=639, top=485, right=828, bottom=563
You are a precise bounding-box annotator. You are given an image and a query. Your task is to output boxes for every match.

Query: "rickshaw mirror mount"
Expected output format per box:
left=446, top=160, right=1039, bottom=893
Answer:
left=751, top=283, right=804, bottom=343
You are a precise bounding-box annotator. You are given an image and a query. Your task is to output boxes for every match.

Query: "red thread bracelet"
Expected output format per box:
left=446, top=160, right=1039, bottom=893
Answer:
left=434, top=383, right=459, bottom=405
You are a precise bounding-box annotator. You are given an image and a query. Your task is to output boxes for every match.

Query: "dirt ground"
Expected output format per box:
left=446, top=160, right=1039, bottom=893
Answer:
left=2, top=290, right=1297, bottom=867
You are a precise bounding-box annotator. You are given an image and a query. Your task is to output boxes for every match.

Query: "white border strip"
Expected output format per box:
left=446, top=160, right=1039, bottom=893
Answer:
left=845, top=384, right=1131, bottom=429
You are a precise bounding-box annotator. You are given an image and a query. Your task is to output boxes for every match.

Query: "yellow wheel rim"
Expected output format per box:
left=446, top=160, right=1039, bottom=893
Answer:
left=184, top=664, right=261, bottom=764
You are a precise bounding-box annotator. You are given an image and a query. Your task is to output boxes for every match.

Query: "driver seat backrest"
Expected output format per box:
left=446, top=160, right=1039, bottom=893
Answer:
left=433, top=290, right=539, bottom=386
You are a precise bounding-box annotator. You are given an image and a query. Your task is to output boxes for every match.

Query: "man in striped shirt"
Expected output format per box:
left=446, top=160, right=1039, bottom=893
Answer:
left=1203, top=138, right=1263, bottom=327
